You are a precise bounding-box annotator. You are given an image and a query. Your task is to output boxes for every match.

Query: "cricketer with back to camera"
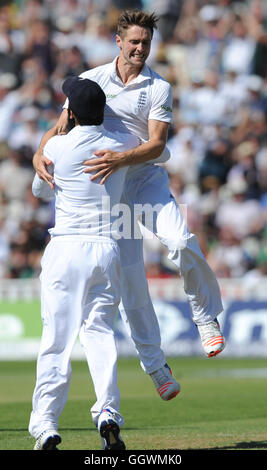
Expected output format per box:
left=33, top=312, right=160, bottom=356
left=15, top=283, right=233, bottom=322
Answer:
left=30, top=76, right=139, bottom=450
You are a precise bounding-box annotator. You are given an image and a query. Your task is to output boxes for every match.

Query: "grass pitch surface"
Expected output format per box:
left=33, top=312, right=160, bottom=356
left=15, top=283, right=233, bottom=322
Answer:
left=0, top=357, right=267, bottom=451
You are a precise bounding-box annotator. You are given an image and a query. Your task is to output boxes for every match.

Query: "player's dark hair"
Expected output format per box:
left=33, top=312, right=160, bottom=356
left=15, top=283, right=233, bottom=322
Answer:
left=68, top=107, right=104, bottom=126
left=117, top=9, right=158, bottom=38
left=75, top=115, right=104, bottom=126
left=67, top=108, right=75, bottom=131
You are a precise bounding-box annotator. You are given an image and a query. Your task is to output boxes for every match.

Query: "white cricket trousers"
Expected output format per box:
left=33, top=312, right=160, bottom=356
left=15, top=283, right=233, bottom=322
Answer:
left=118, top=165, right=223, bottom=374
left=29, top=236, right=123, bottom=439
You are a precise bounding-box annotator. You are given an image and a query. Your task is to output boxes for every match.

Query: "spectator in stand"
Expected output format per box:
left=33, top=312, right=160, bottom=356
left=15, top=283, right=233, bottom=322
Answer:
left=164, top=125, right=199, bottom=184
left=146, top=0, right=183, bottom=42
left=79, top=15, right=118, bottom=68
left=8, top=106, right=44, bottom=153
left=24, top=20, right=56, bottom=75
left=221, top=14, right=256, bottom=76
left=0, top=73, right=19, bottom=142
left=247, top=0, right=267, bottom=78
left=215, top=176, right=264, bottom=241
left=199, top=136, right=232, bottom=192
left=245, top=74, right=267, bottom=119
left=207, top=224, right=252, bottom=278
left=227, top=139, right=261, bottom=199
left=0, top=147, right=33, bottom=202
left=0, top=6, right=13, bottom=58
left=243, top=244, right=267, bottom=289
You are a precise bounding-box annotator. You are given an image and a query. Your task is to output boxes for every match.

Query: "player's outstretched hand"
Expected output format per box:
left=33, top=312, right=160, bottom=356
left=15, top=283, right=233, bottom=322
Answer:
left=33, top=151, right=55, bottom=189
left=83, top=149, right=124, bottom=184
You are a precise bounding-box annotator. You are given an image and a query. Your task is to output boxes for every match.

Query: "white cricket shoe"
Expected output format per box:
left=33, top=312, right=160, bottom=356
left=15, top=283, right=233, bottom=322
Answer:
left=198, top=319, right=226, bottom=357
left=98, top=409, right=126, bottom=450
left=34, top=429, right=61, bottom=450
left=150, top=363, right=181, bottom=401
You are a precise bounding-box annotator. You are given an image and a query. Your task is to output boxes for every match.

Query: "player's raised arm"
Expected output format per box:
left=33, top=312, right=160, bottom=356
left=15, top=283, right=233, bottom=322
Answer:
left=83, top=119, right=169, bottom=184
left=33, top=109, right=68, bottom=188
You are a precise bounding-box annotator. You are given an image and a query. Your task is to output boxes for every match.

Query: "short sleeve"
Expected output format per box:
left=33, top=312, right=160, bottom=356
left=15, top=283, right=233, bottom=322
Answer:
left=149, top=80, right=173, bottom=124
left=32, top=173, right=55, bottom=200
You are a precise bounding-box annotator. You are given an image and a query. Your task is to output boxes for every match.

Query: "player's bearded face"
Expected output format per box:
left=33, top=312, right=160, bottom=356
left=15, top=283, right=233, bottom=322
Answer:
left=116, top=25, right=152, bottom=68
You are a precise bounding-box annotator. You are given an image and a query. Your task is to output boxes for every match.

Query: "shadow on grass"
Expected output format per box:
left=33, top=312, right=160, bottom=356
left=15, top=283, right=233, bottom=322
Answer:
left=0, top=426, right=138, bottom=432
left=198, top=441, right=267, bottom=450
left=1, top=429, right=266, bottom=450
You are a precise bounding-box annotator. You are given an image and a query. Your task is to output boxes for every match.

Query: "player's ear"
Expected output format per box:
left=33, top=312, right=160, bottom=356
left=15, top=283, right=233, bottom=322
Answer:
left=115, top=34, right=122, bottom=49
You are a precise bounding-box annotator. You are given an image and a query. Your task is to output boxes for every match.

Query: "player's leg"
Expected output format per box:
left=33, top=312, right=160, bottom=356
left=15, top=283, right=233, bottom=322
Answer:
left=118, top=237, right=165, bottom=373
left=78, top=241, right=125, bottom=449
left=117, top=235, right=180, bottom=400
left=116, top=192, right=171, bottom=374
left=29, top=239, right=92, bottom=448
left=125, top=165, right=225, bottom=357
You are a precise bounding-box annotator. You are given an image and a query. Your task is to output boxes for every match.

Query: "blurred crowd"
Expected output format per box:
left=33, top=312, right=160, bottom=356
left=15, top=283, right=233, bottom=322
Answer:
left=0, top=0, right=267, bottom=283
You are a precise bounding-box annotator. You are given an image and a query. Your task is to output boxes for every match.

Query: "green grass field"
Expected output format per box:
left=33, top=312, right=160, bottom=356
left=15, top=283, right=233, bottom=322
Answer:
left=0, top=357, right=267, bottom=451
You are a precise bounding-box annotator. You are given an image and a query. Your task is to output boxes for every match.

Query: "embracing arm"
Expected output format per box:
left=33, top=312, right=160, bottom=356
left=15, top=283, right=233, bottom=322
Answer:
left=32, top=172, right=55, bottom=201
left=84, top=120, right=169, bottom=184
left=33, top=109, right=68, bottom=188
left=118, top=120, right=169, bottom=165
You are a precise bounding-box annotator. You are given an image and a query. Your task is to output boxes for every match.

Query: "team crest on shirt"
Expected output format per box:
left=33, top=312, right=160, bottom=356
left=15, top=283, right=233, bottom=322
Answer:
left=137, top=91, right=147, bottom=108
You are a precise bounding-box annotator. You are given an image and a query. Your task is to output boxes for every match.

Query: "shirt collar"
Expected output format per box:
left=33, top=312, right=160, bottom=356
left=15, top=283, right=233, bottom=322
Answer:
left=71, top=124, right=104, bottom=134
left=110, top=56, right=151, bottom=86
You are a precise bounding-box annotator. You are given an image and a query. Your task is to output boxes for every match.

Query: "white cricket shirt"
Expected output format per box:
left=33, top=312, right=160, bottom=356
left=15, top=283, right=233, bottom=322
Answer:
left=32, top=125, right=139, bottom=240
left=64, top=57, right=173, bottom=171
